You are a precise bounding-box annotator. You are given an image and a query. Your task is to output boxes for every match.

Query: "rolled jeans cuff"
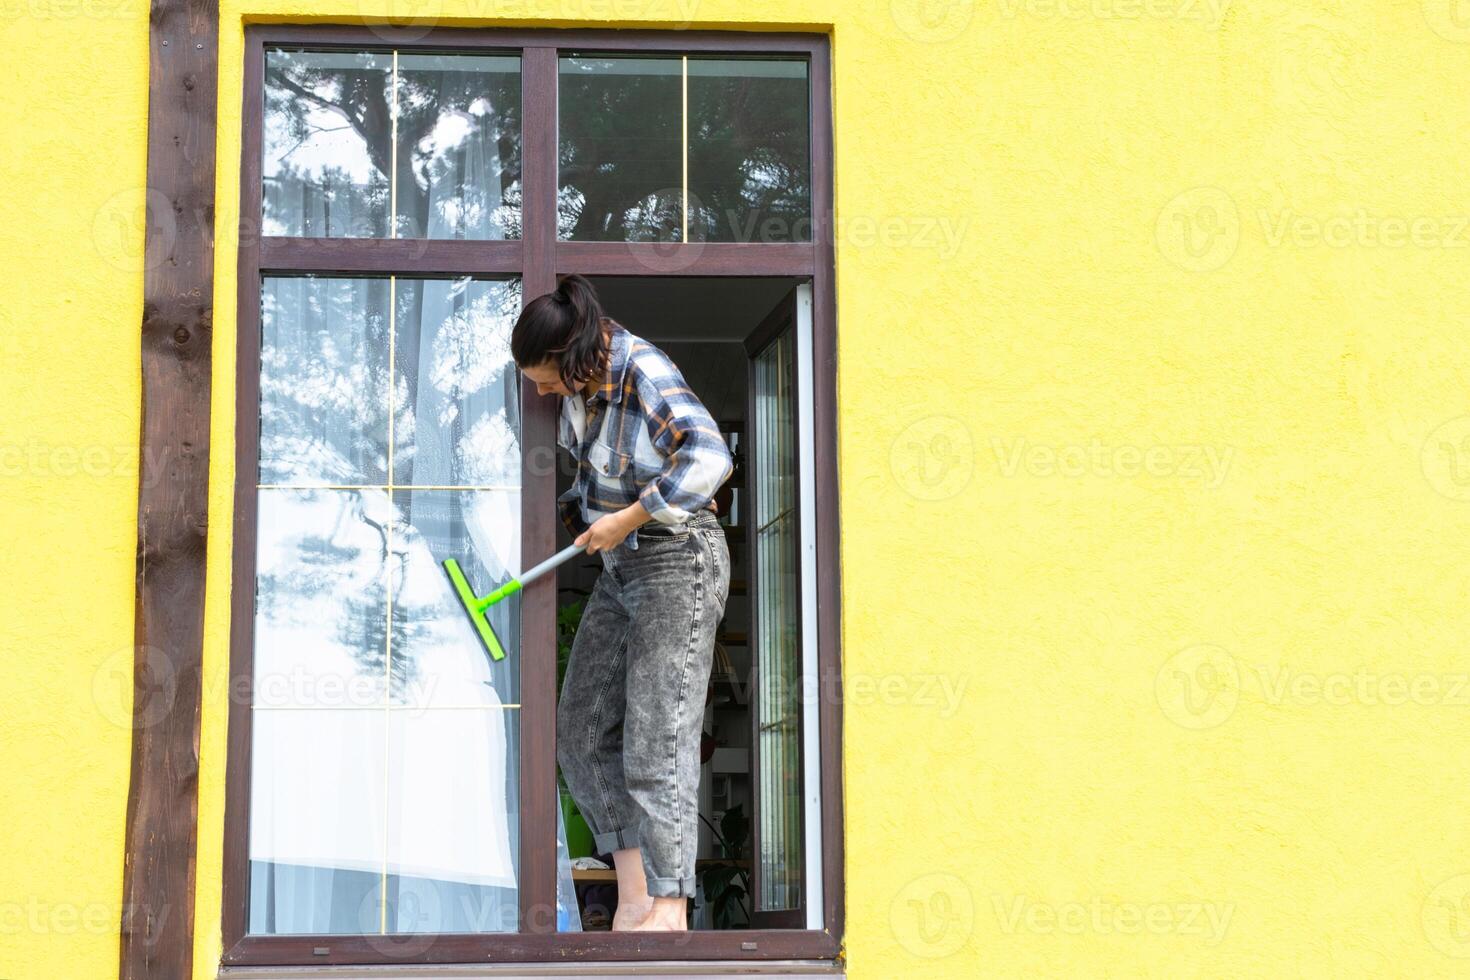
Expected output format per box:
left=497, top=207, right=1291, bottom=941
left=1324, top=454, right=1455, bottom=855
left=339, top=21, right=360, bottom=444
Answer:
left=644, top=874, right=698, bottom=899
left=592, top=824, right=640, bottom=855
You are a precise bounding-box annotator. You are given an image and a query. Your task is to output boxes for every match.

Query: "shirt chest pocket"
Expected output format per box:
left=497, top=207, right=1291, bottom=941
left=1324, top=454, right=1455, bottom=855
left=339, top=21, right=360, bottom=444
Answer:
left=586, top=435, right=631, bottom=478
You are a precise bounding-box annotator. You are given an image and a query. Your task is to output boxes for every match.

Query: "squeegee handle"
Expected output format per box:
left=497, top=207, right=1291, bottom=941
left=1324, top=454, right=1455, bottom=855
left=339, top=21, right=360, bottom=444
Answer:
left=517, top=542, right=588, bottom=589
left=482, top=542, right=589, bottom=607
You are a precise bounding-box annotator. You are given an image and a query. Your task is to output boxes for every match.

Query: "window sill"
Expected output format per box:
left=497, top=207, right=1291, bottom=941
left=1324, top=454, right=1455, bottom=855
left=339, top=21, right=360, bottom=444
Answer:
left=219, top=960, right=844, bottom=979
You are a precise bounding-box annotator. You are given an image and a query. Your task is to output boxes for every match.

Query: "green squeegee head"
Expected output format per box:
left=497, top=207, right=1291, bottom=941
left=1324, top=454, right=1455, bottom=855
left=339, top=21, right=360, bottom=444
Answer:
left=441, top=543, right=586, bottom=663
left=442, top=558, right=509, bottom=662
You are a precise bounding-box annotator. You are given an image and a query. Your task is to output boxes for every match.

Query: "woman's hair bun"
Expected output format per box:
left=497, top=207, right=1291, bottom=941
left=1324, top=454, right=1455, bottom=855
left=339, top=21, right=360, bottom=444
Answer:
left=510, top=273, right=608, bottom=390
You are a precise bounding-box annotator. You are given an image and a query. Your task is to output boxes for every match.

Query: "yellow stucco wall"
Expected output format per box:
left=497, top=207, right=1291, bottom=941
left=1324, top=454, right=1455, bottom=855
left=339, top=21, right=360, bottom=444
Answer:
left=7, top=1, right=1470, bottom=977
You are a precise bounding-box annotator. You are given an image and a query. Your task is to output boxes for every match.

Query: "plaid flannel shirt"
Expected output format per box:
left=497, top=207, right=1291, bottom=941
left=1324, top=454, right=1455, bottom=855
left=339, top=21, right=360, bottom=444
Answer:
left=556, top=323, right=735, bottom=552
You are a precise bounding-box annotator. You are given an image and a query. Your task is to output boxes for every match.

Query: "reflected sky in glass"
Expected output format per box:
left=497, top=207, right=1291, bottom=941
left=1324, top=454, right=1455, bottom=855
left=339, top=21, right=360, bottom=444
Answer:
left=558, top=54, right=682, bottom=242
left=392, top=278, right=522, bottom=488
left=687, top=58, right=810, bottom=243
left=264, top=49, right=393, bottom=238
left=264, top=48, right=522, bottom=240
left=250, top=274, right=525, bottom=936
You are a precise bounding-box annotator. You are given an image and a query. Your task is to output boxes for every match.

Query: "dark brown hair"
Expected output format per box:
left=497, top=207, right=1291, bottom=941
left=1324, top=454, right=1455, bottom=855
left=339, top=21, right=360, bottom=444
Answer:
left=510, top=273, right=611, bottom=391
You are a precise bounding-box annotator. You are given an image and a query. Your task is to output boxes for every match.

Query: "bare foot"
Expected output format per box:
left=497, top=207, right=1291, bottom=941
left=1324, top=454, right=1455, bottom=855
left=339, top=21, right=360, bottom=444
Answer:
left=610, top=900, right=652, bottom=931
left=628, top=896, right=687, bottom=931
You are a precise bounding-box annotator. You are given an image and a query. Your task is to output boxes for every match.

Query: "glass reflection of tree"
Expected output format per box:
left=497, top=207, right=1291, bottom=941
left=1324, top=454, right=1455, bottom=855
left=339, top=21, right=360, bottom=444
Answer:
left=253, top=492, right=427, bottom=694
left=259, top=278, right=391, bottom=485
left=685, top=64, right=809, bottom=243
left=264, top=51, right=521, bottom=239
left=264, top=53, right=392, bottom=237
left=558, top=58, right=810, bottom=242
left=261, top=274, right=521, bottom=696
left=556, top=58, right=681, bottom=242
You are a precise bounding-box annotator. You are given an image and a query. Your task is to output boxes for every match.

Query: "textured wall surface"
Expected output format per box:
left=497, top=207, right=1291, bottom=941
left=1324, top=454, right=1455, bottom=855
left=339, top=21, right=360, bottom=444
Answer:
left=7, top=1, right=1470, bottom=977
left=0, top=4, right=151, bottom=979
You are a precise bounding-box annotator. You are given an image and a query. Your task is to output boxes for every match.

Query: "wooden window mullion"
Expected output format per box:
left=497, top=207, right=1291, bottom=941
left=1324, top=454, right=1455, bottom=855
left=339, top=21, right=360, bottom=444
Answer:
left=518, top=43, right=560, bottom=934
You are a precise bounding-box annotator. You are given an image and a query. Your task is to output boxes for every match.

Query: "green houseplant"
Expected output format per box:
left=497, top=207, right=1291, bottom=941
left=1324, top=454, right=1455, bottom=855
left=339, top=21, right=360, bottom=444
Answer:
left=556, top=594, right=595, bottom=858
left=697, top=804, right=751, bottom=929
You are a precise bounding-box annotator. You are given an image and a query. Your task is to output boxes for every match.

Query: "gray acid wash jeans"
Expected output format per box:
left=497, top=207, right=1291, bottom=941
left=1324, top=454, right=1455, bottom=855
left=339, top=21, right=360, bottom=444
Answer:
left=556, top=507, right=731, bottom=899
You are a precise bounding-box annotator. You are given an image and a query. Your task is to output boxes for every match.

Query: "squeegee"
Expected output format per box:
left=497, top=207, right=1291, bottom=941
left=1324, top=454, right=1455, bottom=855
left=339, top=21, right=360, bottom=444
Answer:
left=442, top=542, right=588, bottom=661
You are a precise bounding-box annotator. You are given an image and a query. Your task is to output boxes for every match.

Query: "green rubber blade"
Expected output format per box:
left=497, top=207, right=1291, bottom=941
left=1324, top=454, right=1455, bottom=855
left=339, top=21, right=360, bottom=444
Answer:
left=442, top=558, right=507, bottom=662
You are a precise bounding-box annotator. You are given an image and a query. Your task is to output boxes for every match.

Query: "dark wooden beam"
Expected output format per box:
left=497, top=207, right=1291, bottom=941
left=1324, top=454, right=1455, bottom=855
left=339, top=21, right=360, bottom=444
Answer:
left=122, top=1, right=219, bottom=978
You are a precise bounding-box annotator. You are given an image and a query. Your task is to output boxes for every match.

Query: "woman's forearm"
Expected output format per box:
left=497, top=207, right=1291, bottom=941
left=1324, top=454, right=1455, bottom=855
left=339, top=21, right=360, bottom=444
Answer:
left=613, top=498, right=654, bottom=533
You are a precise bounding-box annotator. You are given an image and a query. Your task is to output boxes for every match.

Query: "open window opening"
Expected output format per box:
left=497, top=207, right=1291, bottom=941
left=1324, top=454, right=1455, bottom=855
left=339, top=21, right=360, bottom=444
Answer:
left=554, top=276, right=823, bottom=932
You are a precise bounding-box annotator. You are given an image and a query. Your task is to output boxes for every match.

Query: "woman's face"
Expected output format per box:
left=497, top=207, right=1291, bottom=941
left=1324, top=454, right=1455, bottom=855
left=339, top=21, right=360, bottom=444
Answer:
left=520, top=359, right=577, bottom=398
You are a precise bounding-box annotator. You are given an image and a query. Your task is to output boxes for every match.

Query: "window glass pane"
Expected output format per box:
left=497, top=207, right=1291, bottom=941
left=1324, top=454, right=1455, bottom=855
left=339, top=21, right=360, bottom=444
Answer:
left=384, top=706, right=519, bottom=933
left=264, top=49, right=523, bottom=240
left=249, top=707, right=387, bottom=935
left=388, top=489, right=520, bottom=708
left=259, top=275, right=391, bottom=486
left=752, top=329, right=803, bottom=912
left=391, top=278, right=522, bottom=487
left=558, top=54, right=682, bottom=241
left=249, top=276, right=525, bottom=936
left=395, top=53, right=522, bottom=240
left=264, top=49, right=393, bottom=238
left=252, top=489, right=392, bottom=709
left=687, top=58, right=810, bottom=243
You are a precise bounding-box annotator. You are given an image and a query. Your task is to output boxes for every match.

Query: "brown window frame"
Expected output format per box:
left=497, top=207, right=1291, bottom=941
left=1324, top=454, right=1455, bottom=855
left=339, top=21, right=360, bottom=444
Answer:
left=223, top=23, right=842, bottom=969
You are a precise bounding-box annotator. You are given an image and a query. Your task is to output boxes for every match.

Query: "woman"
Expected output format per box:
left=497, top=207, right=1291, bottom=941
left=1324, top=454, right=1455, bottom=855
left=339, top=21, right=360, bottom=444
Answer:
left=511, top=274, right=734, bottom=932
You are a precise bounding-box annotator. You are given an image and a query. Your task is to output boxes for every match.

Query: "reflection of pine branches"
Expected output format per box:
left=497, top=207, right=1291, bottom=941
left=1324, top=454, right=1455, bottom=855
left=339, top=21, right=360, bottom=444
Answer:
left=252, top=497, right=395, bottom=686
left=254, top=492, right=450, bottom=697
left=559, top=60, right=809, bottom=241
left=259, top=293, right=393, bottom=481
left=328, top=509, right=428, bottom=694
left=396, top=61, right=521, bottom=239
left=686, top=71, right=808, bottom=239
left=266, top=60, right=394, bottom=190
left=264, top=52, right=520, bottom=238
left=557, top=61, right=680, bottom=241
